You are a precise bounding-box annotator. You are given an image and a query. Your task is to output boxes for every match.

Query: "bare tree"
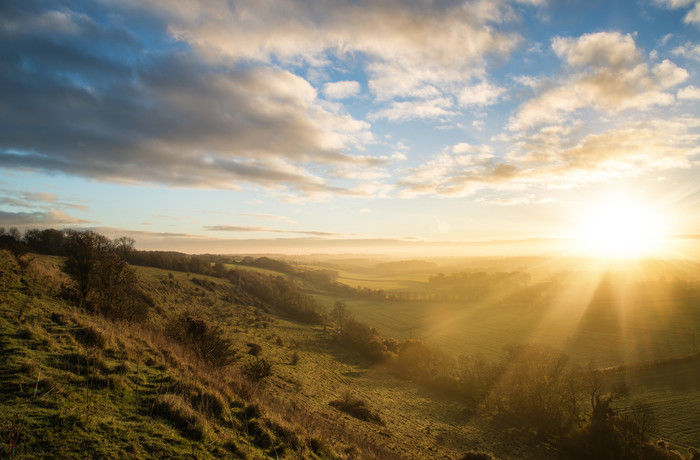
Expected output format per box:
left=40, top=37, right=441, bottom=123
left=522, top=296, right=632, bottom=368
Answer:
left=331, top=301, right=352, bottom=332
left=113, top=236, right=135, bottom=260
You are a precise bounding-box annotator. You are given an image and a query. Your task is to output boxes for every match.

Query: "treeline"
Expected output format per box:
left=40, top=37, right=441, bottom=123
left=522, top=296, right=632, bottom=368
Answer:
left=2, top=227, right=324, bottom=324
left=236, top=256, right=387, bottom=299
left=1, top=227, right=152, bottom=322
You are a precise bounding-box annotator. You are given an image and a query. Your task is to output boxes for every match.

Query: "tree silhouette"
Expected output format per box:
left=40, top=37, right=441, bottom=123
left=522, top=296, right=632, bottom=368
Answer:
left=331, top=301, right=352, bottom=332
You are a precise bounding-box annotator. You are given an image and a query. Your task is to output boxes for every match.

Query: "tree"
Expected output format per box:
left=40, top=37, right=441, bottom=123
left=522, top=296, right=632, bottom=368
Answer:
left=585, top=365, right=628, bottom=423
left=113, top=236, right=135, bottom=260
left=63, top=230, right=112, bottom=309
left=331, top=301, right=352, bottom=332
left=92, top=251, right=148, bottom=322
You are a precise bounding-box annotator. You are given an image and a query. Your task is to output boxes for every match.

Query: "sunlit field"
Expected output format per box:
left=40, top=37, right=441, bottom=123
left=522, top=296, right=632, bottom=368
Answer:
left=302, top=254, right=700, bottom=448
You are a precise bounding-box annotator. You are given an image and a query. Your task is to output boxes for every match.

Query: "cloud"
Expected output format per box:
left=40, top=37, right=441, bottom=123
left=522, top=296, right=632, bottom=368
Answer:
left=0, top=2, right=382, bottom=198
left=678, top=85, right=700, bottom=100
left=672, top=43, right=700, bottom=60
left=0, top=210, right=91, bottom=227
left=459, top=81, right=507, bottom=107
left=0, top=189, right=88, bottom=211
left=119, top=0, right=523, bottom=121
left=686, top=2, right=700, bottom=24
left=202, top=225, right=356, bottom=238
left=370, top=98, right=458, bottom=122
left=400, top=118, right=700, bottom=197
left=477, top=195, right=556, bottom=206
left=654, top=0, right=700, bottom=26
left=509, top=32, right=688, bottom=131
left=323, top=81, right=361, bottom=100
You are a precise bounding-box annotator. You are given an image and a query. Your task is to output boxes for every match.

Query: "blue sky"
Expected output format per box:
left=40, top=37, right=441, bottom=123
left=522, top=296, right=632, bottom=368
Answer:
left=1, top=0, right=700, bottom=255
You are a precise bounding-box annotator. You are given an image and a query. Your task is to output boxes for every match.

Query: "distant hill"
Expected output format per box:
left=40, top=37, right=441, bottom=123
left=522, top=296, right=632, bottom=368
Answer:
left=375, top=260, right=438, bottom=275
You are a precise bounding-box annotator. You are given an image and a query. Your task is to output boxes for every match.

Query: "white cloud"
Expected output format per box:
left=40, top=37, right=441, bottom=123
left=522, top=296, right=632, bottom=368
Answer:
left=655, top=0, right=695, bottom=6
left=400, top=118, right=700, bottom=198
left=652, top=59, right=690, bottom=87
left=552, top=31, right=639, bottom=69
left=323, top=80, right=361, bottom=100
left=120, top=0, right=522, bottom=122
left=654, top=0, right=700, bottom=27
left=678, top=85, right=700, bottom=99
left=509, top=32, right=688, bottom=131
left=369, top=98, right=458, bottom=122
left=672, top=42, right=700, bottom=60
left=459, top=81, right=506, bottom=107
left=685, top=2, right=700, bottom=25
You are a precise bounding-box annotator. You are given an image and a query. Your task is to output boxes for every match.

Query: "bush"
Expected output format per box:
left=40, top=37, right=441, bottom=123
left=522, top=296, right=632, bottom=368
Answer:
left=246, top=342, right=262, bottom=356
left=242, top=358, right=273, bottom=382
left=329, top=391, right=383, bottom=425
left=168, top=314, right=238, bottom=368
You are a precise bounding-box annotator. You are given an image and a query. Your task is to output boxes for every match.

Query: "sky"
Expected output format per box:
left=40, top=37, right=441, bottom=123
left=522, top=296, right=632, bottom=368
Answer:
left=1, top=0, right=700, bottom=255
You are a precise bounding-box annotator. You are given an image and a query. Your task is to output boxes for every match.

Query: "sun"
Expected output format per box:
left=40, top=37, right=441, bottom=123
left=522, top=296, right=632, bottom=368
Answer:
left=575, top=199, right=667, bottom=258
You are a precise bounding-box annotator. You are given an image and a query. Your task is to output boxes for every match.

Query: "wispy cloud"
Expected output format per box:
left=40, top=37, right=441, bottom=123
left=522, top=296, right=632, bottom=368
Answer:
left=323, top=81, right=361, bottom=100
left=654, top=0, right=700, bottom=26
left=0, top=189, right=88, bottom=211
left=202, top=225, right=358, bottom=238
left=399, top=118, right=700, bottom=197
left=0, top=210, right=92, bottom=227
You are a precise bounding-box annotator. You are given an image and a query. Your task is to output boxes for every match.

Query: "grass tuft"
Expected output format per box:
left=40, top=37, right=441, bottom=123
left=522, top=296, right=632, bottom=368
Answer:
left=152, top=393, right=210, bottom=441
left=73, top=324, right=106, bottom=349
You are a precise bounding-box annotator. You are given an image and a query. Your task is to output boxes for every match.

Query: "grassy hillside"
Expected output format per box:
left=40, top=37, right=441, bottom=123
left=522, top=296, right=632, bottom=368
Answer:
left=1, top=250, right=564, bottom=459
left=0, top=251, right=404, bottom=459
left=3, top=247, right=699, bottom=459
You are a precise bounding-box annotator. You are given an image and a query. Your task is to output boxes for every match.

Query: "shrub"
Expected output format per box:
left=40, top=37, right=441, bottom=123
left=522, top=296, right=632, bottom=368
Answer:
left=168, top=314, right=238, bottom=368
left=329, top=391, right=383, bottom=425
left=242, top=358, right=273, bottom=382
left=246, top=342, right=262, bottom=356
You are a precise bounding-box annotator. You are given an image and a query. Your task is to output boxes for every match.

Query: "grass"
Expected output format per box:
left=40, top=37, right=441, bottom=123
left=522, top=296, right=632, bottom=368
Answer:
left=3, top=249, right=699, bottom=458
left=0, top=251, right=404, bottom=459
